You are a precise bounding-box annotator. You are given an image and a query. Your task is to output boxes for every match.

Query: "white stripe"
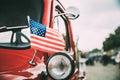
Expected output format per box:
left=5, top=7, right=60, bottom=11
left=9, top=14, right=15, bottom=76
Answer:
left=47, top=28, right=62, bottom=38
left=31, top=43, right=64, bottom=52
left=46, top=33, right=63, bottom=40
left=31, top=34, right=65, bottom=45
left=46, top=33, right=64, bottom=42
left=47, top=27, right=59, bottom=35
left=31, top=38, right=65, bottom=49
left=46, top=31, right=65, bottom=43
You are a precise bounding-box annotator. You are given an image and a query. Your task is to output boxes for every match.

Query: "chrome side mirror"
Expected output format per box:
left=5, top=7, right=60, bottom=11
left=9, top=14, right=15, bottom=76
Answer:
left=65, top=6, right=80, bottom=20
left=55, top=6, right=80, bottom=20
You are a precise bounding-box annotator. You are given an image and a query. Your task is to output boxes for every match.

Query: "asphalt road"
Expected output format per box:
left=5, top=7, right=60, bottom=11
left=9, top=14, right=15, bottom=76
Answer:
left=86, top=62, right=120, bottom=80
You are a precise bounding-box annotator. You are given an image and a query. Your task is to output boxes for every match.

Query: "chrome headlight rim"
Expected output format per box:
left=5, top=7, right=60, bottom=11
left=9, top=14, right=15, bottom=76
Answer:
left=46, top=52, right=75, bottom=80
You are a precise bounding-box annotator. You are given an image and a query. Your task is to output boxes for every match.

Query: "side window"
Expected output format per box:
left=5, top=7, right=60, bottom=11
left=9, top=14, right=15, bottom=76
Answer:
left=53, top=12, right=72, bottom=51
left=53, top=7, right=72, bottom=51
left=53, top=16, right=66, bottom=37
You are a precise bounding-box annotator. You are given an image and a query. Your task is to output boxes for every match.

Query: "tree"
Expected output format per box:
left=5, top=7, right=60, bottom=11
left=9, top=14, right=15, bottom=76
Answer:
left=89, top=48, right=101, bottom=53
left=103, top=34, right=115, bottom=51
left=115, top=26, right=120, bottom=35
left=103, top=26, right=120, bottom=51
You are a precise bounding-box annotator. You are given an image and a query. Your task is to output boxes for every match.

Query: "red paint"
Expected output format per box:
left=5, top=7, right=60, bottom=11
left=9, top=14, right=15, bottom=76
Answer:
left=0, top=48, right=46, bottom=79
left=42, top=0, right=52, bottom=27
left=0, top=0, right=79, bottom=79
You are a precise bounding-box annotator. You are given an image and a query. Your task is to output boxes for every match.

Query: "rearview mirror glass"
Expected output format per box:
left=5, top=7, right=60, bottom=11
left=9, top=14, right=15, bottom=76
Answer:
left=65, top=7, right=80, bottom=20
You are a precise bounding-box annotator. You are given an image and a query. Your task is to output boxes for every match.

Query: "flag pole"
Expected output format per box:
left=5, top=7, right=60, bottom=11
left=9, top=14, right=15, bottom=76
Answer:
left=28, top=49, right=37, bottom=66
left=27, top=16, right=37, bottom=66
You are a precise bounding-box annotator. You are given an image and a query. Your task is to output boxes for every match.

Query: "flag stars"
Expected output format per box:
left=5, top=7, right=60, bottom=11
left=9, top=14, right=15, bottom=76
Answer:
left=30, top=19, right=46, bottom=37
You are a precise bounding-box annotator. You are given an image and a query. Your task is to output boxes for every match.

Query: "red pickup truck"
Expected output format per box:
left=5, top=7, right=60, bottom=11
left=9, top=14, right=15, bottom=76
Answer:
left=0, top=0, right=80, bottom=80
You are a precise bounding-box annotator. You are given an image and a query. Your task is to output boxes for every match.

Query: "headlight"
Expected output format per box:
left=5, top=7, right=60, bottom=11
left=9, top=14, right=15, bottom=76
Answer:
left=46, top=52, right=75, bottom=80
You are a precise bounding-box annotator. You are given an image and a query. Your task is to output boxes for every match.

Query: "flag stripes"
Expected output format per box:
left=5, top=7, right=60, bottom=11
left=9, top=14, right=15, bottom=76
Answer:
left=29, top=19, right=65, bottom=54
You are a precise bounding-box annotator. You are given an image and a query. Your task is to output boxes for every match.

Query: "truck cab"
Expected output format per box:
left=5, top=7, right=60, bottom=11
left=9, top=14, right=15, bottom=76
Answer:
left=0, top=0, right=80, bottom=80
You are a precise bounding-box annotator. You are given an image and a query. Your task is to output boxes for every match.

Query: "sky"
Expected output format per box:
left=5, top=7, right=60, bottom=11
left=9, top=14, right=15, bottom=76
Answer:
left=61, top=0, right=120, bottom=51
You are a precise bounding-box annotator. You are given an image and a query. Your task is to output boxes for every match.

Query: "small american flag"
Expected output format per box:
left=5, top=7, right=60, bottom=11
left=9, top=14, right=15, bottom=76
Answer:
left=29, top=19, right=65, bottom=54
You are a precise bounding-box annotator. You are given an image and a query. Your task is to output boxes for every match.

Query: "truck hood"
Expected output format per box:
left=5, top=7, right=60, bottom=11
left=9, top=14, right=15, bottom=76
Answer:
left=0, top=0, right=44, bottom=28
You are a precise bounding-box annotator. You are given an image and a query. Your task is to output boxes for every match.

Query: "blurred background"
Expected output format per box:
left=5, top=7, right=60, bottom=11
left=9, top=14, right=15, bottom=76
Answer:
left=61, top=0, right=120, bottom=80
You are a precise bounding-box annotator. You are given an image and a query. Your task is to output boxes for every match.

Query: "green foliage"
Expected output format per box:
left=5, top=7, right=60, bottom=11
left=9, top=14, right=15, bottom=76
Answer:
left=89, top=48, right=101, bottom=53
left=103, top=26, right=120, bottom=51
